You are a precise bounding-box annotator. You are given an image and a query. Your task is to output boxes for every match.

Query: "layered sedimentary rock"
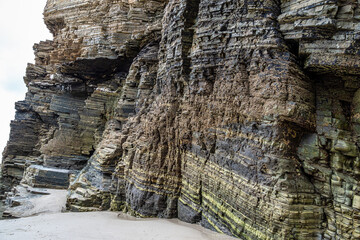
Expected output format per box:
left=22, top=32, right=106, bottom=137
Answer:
left=2, top=0, right=360, bottom=239
left=1, top=0, right=166, bottom=194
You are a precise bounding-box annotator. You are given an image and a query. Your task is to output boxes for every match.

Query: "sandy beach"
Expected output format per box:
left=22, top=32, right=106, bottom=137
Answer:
left=0, top=186, right=237, bottom=240
left=0, top=211, right=237, bottom=240
left=0, top=212, right=239, bottom=240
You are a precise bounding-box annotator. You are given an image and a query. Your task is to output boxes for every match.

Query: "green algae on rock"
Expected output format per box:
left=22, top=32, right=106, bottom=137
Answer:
left=2, top=0, right=360, bottom=239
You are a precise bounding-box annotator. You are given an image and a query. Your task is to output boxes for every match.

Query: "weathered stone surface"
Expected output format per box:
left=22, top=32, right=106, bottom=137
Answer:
left=21, top=165, right=75, bottom=189
left=2, top=0, right=360, bottom=239
left=1, top=0, right=167, bottom=194
left=67, top=41, right=160, bottom=212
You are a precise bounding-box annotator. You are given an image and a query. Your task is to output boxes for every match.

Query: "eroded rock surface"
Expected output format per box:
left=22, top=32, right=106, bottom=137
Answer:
left=2, top=0, right=360, bottom=239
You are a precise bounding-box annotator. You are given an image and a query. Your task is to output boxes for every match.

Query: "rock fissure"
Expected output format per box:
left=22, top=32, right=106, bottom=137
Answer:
left=1, top=0, right=360, bottom=239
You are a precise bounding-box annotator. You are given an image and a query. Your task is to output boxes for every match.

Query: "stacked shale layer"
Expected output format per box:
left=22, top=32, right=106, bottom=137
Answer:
left=1, top=0, right=360, bottom=239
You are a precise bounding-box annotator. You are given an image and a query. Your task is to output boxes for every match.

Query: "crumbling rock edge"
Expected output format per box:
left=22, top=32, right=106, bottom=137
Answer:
left=1, top=0, right=360, bottom=239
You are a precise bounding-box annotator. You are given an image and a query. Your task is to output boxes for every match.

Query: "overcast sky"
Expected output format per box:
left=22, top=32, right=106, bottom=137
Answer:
left=0, top=0, right=52, bottom=161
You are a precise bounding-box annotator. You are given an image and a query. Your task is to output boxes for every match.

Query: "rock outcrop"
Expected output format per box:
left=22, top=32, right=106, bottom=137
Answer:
left=1, top=0, right=360, bottom=239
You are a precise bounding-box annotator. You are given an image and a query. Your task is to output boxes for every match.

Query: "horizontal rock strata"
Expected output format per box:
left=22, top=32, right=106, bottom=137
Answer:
left=22, top=165, right=76, bottom=189
left=2, top=0, right=360, bottom=239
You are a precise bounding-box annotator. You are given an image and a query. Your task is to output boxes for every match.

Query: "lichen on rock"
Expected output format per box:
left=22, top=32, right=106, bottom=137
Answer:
left=2, top=0, right=360, bottom=239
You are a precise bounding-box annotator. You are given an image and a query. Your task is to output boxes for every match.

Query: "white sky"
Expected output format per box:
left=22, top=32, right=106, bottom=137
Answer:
left=0, top=0, right=52, bottom=162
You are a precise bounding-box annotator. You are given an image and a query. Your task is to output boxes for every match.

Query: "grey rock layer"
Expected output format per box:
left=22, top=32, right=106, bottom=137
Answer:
left=1, top=0, right=360, bottom=239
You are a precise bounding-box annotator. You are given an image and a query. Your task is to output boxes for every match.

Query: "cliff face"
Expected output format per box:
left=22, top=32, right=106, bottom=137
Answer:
left=2, top=0, right=360, bottom=239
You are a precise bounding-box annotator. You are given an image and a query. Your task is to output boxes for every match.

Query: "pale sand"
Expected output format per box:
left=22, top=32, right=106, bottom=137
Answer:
left=1, top=188, right=237, bottom=240
left=2, top=188, right=68, bottom=218
left=0, top=211, right=237, bottom=240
